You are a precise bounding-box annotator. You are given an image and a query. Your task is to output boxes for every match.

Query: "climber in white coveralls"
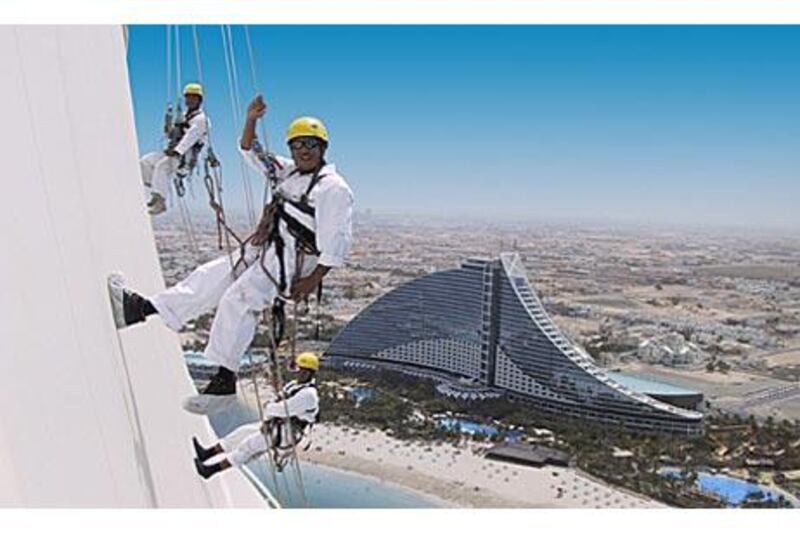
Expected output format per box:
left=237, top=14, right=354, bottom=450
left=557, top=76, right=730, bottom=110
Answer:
left=140, top=82, right=210, bottom=215
left=109, top=94, right=354, bottom=414
left=192, top=352, right=320, bottom=479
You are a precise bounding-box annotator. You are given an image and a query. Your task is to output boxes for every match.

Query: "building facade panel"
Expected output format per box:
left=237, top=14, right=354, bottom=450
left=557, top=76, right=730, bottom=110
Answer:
left=330, top=267, right=484, bottom=358
left=375, top=338, right=483, bottom=379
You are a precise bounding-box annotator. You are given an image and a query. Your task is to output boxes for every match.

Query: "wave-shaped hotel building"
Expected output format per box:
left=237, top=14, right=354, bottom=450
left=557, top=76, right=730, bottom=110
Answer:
left=327, top=253, right=704, bottom=436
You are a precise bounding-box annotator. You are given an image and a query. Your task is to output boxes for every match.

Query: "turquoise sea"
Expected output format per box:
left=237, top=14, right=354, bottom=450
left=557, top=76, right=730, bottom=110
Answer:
left=208, top=398, right=440, bottom=508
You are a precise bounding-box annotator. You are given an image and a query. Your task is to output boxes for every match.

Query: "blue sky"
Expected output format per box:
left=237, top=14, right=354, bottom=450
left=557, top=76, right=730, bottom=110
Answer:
left=127, top=26, right=800, bottom=230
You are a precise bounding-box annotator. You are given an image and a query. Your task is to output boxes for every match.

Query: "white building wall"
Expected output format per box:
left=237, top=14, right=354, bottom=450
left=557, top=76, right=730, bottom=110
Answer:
left=0, top=26, right=265, bottom=508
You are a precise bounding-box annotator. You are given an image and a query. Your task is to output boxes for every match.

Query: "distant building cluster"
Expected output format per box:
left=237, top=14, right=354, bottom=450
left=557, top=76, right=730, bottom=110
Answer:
left=637, top=333, right=706, bottom=366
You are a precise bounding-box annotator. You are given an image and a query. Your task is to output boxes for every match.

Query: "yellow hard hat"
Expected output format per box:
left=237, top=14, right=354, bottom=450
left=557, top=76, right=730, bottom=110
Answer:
left=295, top=352, right=320, bottom=372
left=286, top=116, right=329, bottom=144
left=183, top=83, right=204, bottom=97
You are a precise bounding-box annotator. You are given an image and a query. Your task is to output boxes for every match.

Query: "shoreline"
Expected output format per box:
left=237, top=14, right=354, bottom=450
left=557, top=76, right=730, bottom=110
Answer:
left=237, top=381, right=662, bottom=508
left=298, top=423, right=664, bottom=508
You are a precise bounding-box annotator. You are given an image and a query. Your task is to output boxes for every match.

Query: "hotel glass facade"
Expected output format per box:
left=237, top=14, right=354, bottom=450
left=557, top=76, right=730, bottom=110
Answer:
left=328, top=253, right=703, bottom=435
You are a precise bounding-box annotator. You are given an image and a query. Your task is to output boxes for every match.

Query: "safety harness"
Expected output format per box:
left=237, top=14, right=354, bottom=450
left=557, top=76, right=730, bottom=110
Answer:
left=262, top=379, right=319, bottom=472
left=201, top=150, right=329, bottom=347
left=257, top=165, right=328, bottom=346
left=165, top=106, right=206, bottom=197
left=262, top=168, right=326, bottom=287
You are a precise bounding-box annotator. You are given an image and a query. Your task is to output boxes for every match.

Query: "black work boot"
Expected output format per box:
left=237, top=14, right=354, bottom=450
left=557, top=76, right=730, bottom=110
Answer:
left=192, top=437, right=221, bottom=462
left=108, top=273, right=158, bottom=329
left=199, top=367, right=237, bottom=396
left=194, top=457, right=225, bottom=480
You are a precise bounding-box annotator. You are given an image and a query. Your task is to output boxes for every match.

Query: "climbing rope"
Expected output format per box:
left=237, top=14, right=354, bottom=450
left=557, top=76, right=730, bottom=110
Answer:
left=220, top=25, right=258, bottom=227
left=174, top=25, right=182, bottom=104
left=243, top=26, right=283, bottom=214
left=243, top=25, right=275, bottom=208
left=235, top=23, right=310, bottom=504
left=163, top=25, right=201, bottom=260
left=163, top=25, right=173, bottom=149
left=166, top=27, right=171, bottom=103
left=173, top=24, right=311, bottom=506
left=190, top=25, right=204, bottom=93
left=176, top=191, right=201, bottom=255
left=261, top=304, right=310, bottom=507
left=191, top=25, right=244, bottom=274
left=196, top=24, right=311, bottom=506
left=239, top=21, right=308, bottom=507
left=188, top=25, right=294, bottom=501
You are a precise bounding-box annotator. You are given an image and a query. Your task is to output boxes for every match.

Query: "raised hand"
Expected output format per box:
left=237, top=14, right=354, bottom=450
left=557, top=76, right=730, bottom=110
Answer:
left=247, top=94, right=267, bottom=122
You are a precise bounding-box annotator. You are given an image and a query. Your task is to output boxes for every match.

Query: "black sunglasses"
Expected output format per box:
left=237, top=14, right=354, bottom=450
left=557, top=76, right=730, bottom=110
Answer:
left=289, top=137, right=324, bottom=151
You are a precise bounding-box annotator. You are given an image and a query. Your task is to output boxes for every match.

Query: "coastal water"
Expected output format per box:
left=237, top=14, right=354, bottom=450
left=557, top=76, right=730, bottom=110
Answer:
left=245, top=460, right=439, bottom=508
left=208, top=397, right=440, bottom=508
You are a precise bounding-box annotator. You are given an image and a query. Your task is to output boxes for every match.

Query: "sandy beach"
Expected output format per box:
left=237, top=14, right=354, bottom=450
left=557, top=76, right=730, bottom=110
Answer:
left=236, top=377, right=663, bottom=508
left=297, top=423, right=664, bottom=508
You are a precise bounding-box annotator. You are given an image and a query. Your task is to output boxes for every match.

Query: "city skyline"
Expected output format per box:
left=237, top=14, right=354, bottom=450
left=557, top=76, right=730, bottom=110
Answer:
left=128, top=25, right=800, bottom=231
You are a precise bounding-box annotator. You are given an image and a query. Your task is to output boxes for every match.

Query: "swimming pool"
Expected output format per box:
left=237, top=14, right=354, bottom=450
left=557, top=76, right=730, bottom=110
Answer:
left=436, top=417, right=524, bottom=441
left=659, top=468, right=794, bottom=507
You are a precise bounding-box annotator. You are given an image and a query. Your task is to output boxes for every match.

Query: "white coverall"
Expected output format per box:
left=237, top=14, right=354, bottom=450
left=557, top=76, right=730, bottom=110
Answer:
left=140, top=108, right=209, bottom=201
left=217, top=380, right=319, bottom=466
left=150, top=148, right=354, bottom=371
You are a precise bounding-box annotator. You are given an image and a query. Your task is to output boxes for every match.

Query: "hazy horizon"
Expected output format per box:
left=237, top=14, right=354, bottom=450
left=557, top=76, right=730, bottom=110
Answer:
left=128, top=25, right=800, bottom=232
left=156, top=204, right=800, bottom=241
